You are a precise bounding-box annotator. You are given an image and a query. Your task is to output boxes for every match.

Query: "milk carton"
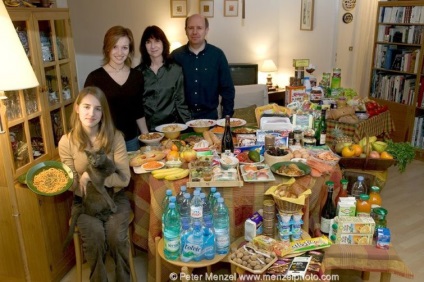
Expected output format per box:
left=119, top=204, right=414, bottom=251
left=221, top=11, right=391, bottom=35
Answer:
left=336, top=197, right=356, bottom=217
left=244, top=211, right=263, bottom=241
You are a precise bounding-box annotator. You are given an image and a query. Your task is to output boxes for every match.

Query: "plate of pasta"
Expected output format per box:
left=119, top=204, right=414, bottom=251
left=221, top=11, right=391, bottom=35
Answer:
left=26, top=161, right=74, bottom=196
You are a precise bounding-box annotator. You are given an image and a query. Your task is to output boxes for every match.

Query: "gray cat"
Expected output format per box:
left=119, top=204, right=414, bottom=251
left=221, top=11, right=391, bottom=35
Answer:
left=63, top=148, right=118, bottom=250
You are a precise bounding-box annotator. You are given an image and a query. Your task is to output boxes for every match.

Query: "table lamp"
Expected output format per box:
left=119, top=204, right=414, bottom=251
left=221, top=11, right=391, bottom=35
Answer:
left=0, top=1, right=39, bottom=133
left=261, top=59, right=278, bottom=91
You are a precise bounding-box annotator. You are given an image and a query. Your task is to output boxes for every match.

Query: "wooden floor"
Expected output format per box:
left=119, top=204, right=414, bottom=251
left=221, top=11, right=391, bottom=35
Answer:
left=61, top=160, right=423, bottom=282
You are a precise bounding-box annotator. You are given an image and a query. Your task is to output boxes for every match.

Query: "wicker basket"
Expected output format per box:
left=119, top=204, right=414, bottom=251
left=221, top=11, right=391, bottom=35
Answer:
left=272, top=195, right=307, bottom=214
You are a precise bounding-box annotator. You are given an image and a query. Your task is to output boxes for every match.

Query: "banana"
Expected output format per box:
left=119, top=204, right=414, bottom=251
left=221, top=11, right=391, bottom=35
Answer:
left=152, top=168, right=185, bottom=179
left=151, top=167, right=181, bottom=176
left=5, top=0, right=20, bottom=7
left=164, top=169, right=189, bottom=181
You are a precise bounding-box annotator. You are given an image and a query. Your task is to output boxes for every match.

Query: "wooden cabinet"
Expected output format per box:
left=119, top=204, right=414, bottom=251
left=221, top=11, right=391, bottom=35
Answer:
left=0, top=7, right=78, bottom=281
left=369, top=1, right=424, bottom=158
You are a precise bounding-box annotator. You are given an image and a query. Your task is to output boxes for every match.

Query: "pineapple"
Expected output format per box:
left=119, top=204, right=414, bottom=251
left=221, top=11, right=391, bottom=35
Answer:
left=332, top=125, right=353, bottom=153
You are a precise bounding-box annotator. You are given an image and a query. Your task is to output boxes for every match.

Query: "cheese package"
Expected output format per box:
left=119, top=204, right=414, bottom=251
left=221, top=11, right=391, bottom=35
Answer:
left=252, top=235, right=277, bottom=252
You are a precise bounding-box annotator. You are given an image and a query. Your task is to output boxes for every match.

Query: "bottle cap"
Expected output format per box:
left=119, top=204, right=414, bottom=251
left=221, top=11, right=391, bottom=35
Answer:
left=210, top=187, right=217, bottom=193
left=371, top=186, right=380, bottom=192
left=193, top=190, right=200, bottom=196
left=166, top=189, right=172, bottom=196
left=218, top=197, right=224, bottom=203
left=340, top=179, right=348, bottom=185
left=169, top=202, right=176, bottom=209
left=325, top=181, right=334, bottom=186
left=358, top=176, right=364, bottom=181
left=359, top=194, right=370, bottom=201
left=170, top=196, right=176, bottom=202
left=180, top=185, right=187, bottom=191
left=214, top=192, right=221, bottom=198
left=184, top=193, right=191, bottom=199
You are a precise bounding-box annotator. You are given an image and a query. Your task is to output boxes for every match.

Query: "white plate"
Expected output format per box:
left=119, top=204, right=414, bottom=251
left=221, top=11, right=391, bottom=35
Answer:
left=186, top=119, right=216, bottom=128
left=140, top=161, right=165, bottom=171
left=133, top=166, right=149, bottom=174
left=239, top=155, right=265, bottom=165
left=155, top=123, right=188, bottom=133
left=216, top=118, right=246, bottom=127
left=138, top=132, right=165, bottom=145
left=240, top=164, right=275, bottom=182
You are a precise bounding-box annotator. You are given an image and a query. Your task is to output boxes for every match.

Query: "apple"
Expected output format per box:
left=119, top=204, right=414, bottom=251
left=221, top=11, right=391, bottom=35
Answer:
left=369, top=151, right=380, bottom=159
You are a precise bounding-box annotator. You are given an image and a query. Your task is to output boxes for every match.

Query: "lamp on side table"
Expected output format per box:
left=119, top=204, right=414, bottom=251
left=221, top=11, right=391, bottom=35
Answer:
left=261, top=59, right=278, bottom=91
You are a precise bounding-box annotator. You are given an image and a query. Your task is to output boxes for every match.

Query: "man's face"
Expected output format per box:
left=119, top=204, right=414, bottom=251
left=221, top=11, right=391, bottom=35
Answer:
left=185, top=15, right=209, bottom=46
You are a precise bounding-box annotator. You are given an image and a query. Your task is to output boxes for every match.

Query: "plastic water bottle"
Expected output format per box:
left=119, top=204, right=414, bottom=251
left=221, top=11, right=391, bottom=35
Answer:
left=162, top=196, right=176, bottom=231
left=181, top=221, right=203, bottom=262
left=213, top=197, right=230, bottom=255
left=179, top=192, right=191, bottom=226
left=211, top=192, right=221, bottom=213
left=190, top=190, right=203, bottom=226
left=195, top=187, right=203, bottom=195
left=351, top=176, right=367, bottom=199
left=162, top=189, right=173, bottom=211
left=203, top=220, right=216, bottom=260
left=163, top=202, right=181, bottom=260
left=179, top=221, right=192, bottom=262
left=176, top=185, right=187, bottom=207
left=208, top=187, right=217, bottom=205
left=201, top=192, right=213, bottom=225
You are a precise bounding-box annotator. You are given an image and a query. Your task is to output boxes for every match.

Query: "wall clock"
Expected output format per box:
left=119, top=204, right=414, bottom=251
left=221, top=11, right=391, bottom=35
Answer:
left=342, top=0, right=356, bottom=11
left=343, top=12, right=353, bottom=24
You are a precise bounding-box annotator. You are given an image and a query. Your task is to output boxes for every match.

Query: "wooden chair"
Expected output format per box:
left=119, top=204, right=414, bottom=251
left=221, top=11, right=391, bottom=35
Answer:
left=72, top=212, right=137, bottom=282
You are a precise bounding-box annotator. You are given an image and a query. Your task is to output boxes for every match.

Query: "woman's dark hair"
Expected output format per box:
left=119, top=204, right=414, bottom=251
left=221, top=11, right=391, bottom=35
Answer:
left=139, top=25, right=171, bottom=67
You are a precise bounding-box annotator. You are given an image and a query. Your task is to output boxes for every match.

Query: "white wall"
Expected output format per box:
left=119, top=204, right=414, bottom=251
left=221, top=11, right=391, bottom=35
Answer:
left=67, top=0, right=359, bottom=91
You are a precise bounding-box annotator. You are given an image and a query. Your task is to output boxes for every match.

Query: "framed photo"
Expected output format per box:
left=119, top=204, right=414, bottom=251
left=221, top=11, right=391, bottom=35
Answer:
left=300, top=0, right=314, bottom=30
left=200, top=0, right=214, bottom=18
left=224, top=0, right=238, bottom=17
left=170, top=0, right=187, bottom=18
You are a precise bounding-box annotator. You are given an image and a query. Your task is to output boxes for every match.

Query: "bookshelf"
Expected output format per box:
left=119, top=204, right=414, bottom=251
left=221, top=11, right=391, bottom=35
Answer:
left=369, top=1, right=424, bottom=158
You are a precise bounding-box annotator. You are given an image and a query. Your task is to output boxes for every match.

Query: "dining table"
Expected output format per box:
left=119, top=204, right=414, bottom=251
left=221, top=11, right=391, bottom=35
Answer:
left=128, top=161, right=343, bottom=282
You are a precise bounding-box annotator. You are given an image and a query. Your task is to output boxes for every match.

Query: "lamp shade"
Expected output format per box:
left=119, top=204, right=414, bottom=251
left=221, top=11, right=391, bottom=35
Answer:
left=0, top=1, right=39, bottom=91
left=260, top=59, right=278, bottom=73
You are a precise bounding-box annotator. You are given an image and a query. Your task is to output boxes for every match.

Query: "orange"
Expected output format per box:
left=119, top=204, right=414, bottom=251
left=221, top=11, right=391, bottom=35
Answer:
left=171, top=144, right=179, bottom=152
left=351, top=144, right=363, bottom=157
left=380, top=151, right=393, bottom=159
left=341, top=146, right=355, bottom=158
left=167, top=150, right=180, bottom=161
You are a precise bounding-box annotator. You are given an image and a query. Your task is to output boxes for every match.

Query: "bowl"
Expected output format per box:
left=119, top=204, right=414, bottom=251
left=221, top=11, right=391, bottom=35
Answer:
left=186, top=119, right=217, bottom=133
left=138, top=132, right=164, bottom=145
left=220, top=155, right=239, bottom=169
left=264, top=151, right=293, bottom=167
left=155, top=123, right=188, bottom=139
left=165, top=159, right=183, bottom=168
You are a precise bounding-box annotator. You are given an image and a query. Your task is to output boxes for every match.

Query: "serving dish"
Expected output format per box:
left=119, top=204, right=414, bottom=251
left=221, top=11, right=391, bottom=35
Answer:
left=138, top=132, right=164, bottom=145
left=216, top=118, right=246, bottom=127
left=155, top=123, right=188, bottom=139
left=186, top=119, right=216, bottom=133
left=240, top=164, right=276, bottom=182
left=141, top=161, right=165, bottom=171
left=239, top=155, right=265, bottom=165
left=26, top=161, right=74, bottom=196
left=270, top=161, right=311, bottom=177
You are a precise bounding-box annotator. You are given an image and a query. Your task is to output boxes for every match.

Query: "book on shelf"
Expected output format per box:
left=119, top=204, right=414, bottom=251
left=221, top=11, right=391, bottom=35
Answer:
left=412, top=116, right=419, bottom=146
left=417, top=77, right=424, bottom=107
left=416, top=116, right=424, bottom=148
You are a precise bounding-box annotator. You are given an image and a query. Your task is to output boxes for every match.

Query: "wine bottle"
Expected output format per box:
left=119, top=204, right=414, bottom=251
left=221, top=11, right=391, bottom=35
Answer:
left=316, top=109, right=327, bottom=146
left=221, top=115, right=234, bottom=153
left=320, top=181, right=336, bottom=235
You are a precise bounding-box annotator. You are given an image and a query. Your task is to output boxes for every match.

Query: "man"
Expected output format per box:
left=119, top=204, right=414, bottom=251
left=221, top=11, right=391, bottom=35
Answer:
left=171, top=14, right=235, bottom=120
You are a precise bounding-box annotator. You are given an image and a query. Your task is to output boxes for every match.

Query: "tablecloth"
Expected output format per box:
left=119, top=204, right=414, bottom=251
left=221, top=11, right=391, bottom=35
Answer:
left=326, top=110, right=395, bottom=144
left=323, top=244, right=414, bottom=279
left=129, top=167, right=342, bottom=282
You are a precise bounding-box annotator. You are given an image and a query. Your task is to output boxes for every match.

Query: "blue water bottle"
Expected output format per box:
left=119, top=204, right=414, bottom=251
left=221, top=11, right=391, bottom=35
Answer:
left=162, top=196, right=176, bottom=231
left=179, top=192, right=191, bottom=226
left=190, top=190, right=203, bottom=226
left=203, top=220, right=216, bottom=260
left=176, top=185, right=187, bottom=207
left=213, top=197, right=230, bottom=255
left=162, top=189, right=173, bottom=211
left=163, top=202, right=181, bottom=260
left=180, top=220, right=192, bottom=262
left=211, top=192, right=221, bottom=213
left=208, top=187, right=217, bottom=204
left=201, top=192, right=213, bottom=225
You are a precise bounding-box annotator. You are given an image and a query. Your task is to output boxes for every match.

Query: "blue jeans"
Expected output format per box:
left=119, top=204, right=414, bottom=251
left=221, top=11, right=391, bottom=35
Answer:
left=125, top=136, right=140, bottom=152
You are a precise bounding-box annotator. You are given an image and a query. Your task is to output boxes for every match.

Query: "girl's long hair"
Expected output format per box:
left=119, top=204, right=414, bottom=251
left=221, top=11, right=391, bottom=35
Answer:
left=69, top=86, right=116, bottom=153
left=102, top=25, right=135, bottom=67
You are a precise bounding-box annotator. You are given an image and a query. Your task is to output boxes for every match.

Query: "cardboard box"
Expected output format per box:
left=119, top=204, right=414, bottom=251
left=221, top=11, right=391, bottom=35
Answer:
left=332, top=216, right=375, bottom=235
left=285, top=86, right=306, bottom=105
left=332, top=234, right=373, bottom=245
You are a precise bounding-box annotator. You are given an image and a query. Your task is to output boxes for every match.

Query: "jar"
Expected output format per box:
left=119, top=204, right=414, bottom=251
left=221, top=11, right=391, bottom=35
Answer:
left=303, top=129, right=316, bottom=146
left=372, top=207, right=388, bottom=237
left=288, top=132, right=294, bottom=146
left=293, top=130, right=303, bottom=145
left=356, top=194, right=371, bottom=217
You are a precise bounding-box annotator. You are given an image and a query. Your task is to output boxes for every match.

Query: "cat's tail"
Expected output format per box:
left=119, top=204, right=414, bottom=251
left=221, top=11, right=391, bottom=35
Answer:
left=63, top=213, right=79, bottom=252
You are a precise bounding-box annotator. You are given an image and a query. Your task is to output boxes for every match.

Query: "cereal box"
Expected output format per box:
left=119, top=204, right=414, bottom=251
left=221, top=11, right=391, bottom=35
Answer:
left=376, top=228, right=391, bottom=249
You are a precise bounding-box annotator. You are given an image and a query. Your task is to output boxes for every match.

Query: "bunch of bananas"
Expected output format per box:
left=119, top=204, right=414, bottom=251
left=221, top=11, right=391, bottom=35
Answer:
left=151, top=167, right=189, bottom=181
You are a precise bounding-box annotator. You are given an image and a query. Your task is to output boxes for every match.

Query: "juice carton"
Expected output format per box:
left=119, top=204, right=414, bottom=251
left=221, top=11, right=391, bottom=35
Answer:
left=376, top=228, right=391, bottom=249
left=332, top=216, right=375, bottom=235
left=336, top=197, right=356, bottom=217
left=331, top=233, right=373, bottom=245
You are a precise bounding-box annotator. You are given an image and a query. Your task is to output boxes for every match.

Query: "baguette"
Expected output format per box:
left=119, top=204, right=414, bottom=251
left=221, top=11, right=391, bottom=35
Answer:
left=209, top=131, right=222, bottom=151
left=203, top=131, right=213, bottom=146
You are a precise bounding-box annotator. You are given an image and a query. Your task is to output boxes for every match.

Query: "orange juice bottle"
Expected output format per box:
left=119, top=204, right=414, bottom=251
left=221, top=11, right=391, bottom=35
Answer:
left=356, top=194, right=371, bottom=217
left=369, top=186, right=382, bottom=209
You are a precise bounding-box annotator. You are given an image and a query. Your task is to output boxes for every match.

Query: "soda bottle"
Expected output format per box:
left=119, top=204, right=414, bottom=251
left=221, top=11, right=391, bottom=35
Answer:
left=351, top=176, right=367, bottom=199
left=179, top=192, right=191, bottom=226
left=180, top=221, right=192, bottom=262
left=203, top=220, right=216, bottom=260
left=163, top=202, right=181, bottom=260
left=176, top=185, right=187, bottom=207
left=213, top=197, right=230, bottom=255
left=190, top=190, right=203, bottom=226
left=201, top=192, right=213, bottom=225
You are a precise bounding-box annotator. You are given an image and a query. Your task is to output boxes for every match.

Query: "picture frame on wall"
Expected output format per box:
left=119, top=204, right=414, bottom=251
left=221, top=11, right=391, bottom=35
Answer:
left=200, top=0, right=214, bottom=18
left=170, top=0, right=187, bottom=18
left=224, top=0, right=238, bottom=17
left=300, top=0, right=314, bottom=30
